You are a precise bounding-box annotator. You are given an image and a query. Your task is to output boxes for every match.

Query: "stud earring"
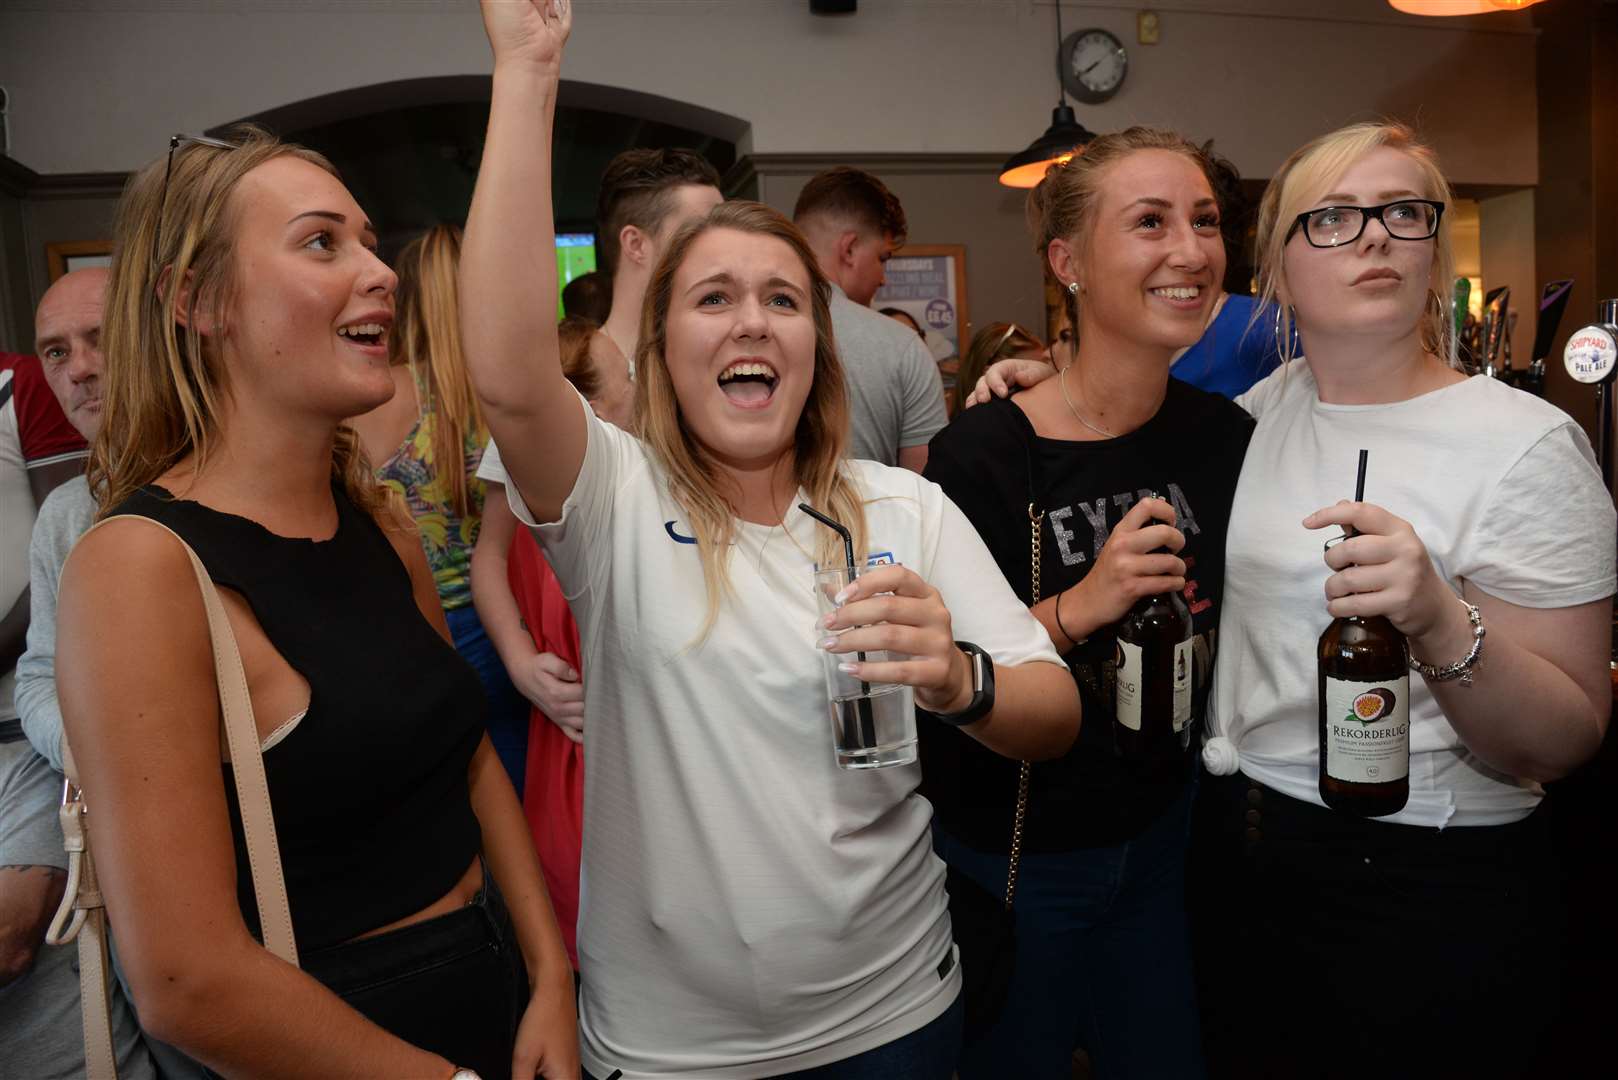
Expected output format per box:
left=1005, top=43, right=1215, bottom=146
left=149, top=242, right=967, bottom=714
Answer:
left=1067, top=281, right=1080, bottom=295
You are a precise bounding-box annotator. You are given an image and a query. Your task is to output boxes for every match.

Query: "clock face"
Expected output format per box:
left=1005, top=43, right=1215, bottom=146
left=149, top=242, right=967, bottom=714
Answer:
left=1061, top=28, right=1128, bottom=104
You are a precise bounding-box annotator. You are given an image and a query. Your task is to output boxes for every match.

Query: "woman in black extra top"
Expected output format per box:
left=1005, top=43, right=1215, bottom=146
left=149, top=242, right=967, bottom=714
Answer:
left=922, top=128, right=1252, bottom=1079
left=54, top=128, right=577, bottom=1079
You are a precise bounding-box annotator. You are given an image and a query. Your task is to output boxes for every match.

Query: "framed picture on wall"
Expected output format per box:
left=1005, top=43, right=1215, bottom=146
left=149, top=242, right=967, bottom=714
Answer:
left=873, top=244, right=968, bottom=364
left=46, top=240, right=113, bottom=282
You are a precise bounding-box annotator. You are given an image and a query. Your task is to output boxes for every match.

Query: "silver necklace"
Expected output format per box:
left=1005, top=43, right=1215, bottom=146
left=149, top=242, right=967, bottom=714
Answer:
left=1059, top=362, right=1118, bottom=439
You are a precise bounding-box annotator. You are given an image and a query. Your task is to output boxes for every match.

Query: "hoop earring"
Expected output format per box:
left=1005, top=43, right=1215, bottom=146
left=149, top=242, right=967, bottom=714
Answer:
left=1273, top=303, right=1296, bottom=364
left=1422, top=288, right=1451, bottom=362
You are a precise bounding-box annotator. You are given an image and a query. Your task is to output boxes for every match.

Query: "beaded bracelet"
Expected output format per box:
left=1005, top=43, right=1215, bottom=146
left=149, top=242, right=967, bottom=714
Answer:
left=1409, top=597, right=1485, bottom=687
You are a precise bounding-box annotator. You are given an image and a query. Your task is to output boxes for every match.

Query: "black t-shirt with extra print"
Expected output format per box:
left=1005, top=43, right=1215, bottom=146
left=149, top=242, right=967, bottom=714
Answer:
left=921, top=380, right=1253, bottom=852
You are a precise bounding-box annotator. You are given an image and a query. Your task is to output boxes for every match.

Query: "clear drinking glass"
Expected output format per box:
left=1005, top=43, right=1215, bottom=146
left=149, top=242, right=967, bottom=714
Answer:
left=813, top=563, right=918, bottom=770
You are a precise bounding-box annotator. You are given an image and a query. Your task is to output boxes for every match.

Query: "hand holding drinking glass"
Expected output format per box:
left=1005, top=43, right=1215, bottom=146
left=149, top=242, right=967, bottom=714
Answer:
left=817, top=564, right=973, bottom=716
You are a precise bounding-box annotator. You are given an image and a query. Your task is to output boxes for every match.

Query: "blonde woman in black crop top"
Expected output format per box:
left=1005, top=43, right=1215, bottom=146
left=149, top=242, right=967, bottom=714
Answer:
left=54, top=127, right=578, bottom=1079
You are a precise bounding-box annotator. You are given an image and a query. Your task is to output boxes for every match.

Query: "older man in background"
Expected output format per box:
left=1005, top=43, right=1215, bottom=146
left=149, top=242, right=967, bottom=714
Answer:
left=2, top=267, right=154, bottom=1078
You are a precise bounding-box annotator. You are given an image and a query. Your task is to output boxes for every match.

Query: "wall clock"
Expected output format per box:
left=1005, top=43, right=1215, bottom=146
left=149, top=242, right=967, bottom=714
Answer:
left=1061, top=28, right=1128, bottom=105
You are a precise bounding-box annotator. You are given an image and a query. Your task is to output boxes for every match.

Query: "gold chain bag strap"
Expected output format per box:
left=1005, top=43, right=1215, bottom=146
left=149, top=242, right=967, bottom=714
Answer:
left=1003, top=506, right=1042, bottom=907
left=45, top=516, right=298, bottom=1080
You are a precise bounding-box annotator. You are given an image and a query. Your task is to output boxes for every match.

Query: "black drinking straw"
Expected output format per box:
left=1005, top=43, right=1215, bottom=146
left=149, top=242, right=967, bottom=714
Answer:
left=1346, top=449, right=1369, bottom=539
left=799, top=502, right=877, bottom=748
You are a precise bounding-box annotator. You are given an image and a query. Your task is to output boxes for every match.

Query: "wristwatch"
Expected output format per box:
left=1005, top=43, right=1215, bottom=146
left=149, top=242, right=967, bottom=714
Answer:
left=919, top=641, right=996, bottom=727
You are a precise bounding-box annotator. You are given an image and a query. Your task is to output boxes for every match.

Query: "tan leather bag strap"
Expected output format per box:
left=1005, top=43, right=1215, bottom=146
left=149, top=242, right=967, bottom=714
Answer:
left=47, top=515, right=299, bottom=1079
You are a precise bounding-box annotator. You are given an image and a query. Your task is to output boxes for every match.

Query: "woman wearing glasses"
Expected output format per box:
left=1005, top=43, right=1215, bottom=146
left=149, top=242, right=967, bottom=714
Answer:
left=964, top=120, right=1613, bottom=1076
left=54, top=128, right=577, bottom=1078
left=1190, top=122, right=1614, bottom=1077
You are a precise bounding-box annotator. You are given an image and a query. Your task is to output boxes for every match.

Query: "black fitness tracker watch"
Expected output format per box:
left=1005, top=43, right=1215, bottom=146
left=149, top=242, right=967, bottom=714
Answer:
left=919, top=641, right=996, bottom=727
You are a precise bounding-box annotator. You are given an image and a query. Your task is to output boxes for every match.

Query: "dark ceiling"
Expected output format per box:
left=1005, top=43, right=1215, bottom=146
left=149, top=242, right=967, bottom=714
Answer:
left=280, top=100, right=737, bottom=262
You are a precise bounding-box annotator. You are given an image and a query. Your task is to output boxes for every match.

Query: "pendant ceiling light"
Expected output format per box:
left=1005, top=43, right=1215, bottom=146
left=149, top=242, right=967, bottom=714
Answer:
left=1387, top=1, right=1544, bottom=14
left=999, top=1, right=1097, bottom=188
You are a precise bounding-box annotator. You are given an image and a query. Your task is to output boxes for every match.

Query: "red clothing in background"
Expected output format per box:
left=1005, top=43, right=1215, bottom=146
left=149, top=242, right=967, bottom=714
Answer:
left=507, top=527, right=585, bottom=969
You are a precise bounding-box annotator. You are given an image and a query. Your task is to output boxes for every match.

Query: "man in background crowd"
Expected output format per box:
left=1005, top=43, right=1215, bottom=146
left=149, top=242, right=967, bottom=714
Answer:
left=794, top=166, right=946, bottom=471
left=2, top=267, right=154, bottom=1077
left=595, top=147, right=724, bottom=377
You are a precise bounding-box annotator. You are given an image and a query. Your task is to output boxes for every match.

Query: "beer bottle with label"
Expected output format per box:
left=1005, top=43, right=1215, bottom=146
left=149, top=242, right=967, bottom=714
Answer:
left=1114, top=496, right=1194, bottom=767
left=1317, top=452, right=1410, bottom=817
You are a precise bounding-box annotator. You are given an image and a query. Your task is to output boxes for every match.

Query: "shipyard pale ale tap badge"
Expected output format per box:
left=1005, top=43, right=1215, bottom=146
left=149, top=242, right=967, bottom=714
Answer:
left=1562, top=302, right=1618, bottom=386
left=1317, top=451, right=1411, bottom=818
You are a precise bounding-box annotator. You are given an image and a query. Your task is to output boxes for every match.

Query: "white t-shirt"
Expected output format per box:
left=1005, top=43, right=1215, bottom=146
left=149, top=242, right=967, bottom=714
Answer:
left=1205, top=361, right=1615, bottom=828
left=481, top=396, right=1062, bottom=1079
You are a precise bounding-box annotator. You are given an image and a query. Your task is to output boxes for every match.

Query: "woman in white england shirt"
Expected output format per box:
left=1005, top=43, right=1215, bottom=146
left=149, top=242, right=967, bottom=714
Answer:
left=460, top=4, right=1081, bottom=1078
left=1193, top=122, right=1614, bottom=1078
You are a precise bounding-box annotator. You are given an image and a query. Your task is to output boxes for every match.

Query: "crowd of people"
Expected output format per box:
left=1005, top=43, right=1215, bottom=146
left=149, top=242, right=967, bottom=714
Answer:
left=1, top=1, right=1612, bottom=1079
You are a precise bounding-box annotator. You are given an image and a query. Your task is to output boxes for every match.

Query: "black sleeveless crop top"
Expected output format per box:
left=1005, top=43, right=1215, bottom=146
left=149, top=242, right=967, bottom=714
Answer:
left=110, top=485, right=484, bottom=951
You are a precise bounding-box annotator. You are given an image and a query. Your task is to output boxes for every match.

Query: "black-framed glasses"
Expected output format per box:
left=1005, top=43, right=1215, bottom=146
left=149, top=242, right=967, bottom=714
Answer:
left=1286, top=199, right=1445, bottom=249
left=151, top=133, right=238, bottom=275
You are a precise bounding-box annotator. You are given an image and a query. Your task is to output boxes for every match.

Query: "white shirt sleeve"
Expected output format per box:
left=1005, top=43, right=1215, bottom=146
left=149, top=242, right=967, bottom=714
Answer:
left=919, top=483, right=1065, bottom=669
left=1454, top=421, right=1617, bottom=608
left=1234, top=357, right=1297, bottom=418
left=485, top=389, right=641, bottom=602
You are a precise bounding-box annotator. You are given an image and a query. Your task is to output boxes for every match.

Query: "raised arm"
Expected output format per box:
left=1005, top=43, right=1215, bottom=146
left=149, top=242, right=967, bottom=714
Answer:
left=461, top=0, right=585, bottom=525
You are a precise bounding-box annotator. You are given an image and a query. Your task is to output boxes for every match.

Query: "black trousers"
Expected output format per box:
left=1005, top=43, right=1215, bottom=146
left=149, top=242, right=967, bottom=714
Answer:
left=1189, top=771, right=1561, bottom=1080
left=301, top=872, right=530, bottom=1077
left=170, top=872, right=529, bottom=1079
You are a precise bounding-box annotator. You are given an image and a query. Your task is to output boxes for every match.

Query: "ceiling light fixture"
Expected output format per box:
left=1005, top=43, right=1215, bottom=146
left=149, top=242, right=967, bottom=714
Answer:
left=999, top=1, right=1098, bottom=188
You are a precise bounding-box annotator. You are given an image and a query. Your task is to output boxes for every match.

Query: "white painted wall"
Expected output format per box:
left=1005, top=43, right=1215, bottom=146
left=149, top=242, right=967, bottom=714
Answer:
left=0, top=0, right=1537, bottom=183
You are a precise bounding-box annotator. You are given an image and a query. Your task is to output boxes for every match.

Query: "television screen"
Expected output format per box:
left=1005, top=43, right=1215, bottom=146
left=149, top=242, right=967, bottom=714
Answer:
left=557, top=232, right=597, bottom=319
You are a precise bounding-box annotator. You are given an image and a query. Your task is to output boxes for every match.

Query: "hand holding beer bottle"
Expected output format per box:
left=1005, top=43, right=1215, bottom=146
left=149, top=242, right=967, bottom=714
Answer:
left=1309, top=451, right=1431, bottom=817
left=1057, top=496, right=1187, bottom=643
left=1103, top=496, right=1194, bottom=769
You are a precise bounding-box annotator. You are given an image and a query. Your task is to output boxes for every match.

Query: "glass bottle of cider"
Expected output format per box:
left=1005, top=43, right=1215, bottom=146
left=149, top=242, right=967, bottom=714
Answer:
left=1114, top=508, right=1193, bottom=768
left=1318, top=613, right=1410, bottom=816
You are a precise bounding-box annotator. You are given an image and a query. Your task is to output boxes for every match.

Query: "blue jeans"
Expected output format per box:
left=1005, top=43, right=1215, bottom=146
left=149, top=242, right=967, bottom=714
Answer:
left=934, top=780, right=1203, bottom=1080
left=447, top=603, right=528, bottom=794
left=582, top=992, right=962, bottom=1080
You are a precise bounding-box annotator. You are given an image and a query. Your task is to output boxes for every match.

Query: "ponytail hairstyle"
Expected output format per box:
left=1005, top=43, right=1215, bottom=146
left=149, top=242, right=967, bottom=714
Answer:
left=633, top=200, right=868, bottom=641
left=1026, top=126, right=1222, bottom=342
left=389, top=224, right=488, bottom=517
left=93, top=124, right=391, bottom=520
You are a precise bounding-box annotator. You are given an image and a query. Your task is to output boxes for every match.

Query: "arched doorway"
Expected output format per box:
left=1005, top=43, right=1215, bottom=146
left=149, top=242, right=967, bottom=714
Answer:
left=233, top=75, right=747, bottom=259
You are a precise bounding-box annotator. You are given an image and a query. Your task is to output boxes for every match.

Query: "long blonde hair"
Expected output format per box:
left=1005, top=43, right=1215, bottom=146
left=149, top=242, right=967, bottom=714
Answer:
left=1253, top=121, right=1459, bottom=368
left=389, top=224, right=487, bottom=518
left=634, top=200, right=868, bottom=637
left=92, top=124, right=390, bottom=518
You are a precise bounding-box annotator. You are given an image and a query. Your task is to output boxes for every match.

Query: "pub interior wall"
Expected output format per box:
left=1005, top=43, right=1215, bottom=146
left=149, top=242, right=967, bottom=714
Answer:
left=1, top=1, right=1537, bottom=182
